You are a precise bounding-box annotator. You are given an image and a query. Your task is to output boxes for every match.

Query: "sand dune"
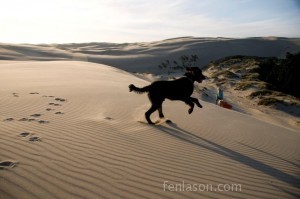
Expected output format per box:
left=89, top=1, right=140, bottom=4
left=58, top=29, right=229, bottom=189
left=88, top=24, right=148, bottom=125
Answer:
left=0, top=61, right=299, bottom=199
left=1, top=37, right=300, bottom=72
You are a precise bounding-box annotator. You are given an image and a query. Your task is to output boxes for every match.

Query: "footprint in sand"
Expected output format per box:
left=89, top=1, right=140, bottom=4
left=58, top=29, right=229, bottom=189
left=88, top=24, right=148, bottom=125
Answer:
left=18, top=118, right=28, bottom=121
left=55, top=97, right=67, bottom=102
left=43, top=95, right=57, bottom=98
left=3, top=118, right=14, bottom=122
left=19, top=132, right=31, bottom=137
left=29, top=92, right=39, bottom=95
left=49, top=103, right=61, bottom=106
left=46, top=108, right=54, bottom=111
left=0, top=161, right=18, bottom=169
left=104, top=117, right=113, bottom=120
left=30, top=114, right=42, bottom=117
left=18, top=132, right=42, bottom=142
left=38, top=120, right=49, bottom=124
left=29, top=136, right=41, bottom=142
left=18, top=118, right=36, bottom=122
left=55, top=112, right=64, bottom=115
left=12, top=93, right=19, bottom=97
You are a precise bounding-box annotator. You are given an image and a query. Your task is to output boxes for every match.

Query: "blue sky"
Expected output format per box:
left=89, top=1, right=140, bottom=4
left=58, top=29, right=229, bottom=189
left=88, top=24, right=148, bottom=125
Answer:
left=0, top=0, right=299, bottom=43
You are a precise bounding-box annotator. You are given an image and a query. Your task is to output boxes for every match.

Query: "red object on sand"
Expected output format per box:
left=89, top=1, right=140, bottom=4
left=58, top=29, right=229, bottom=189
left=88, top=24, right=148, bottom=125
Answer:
left=219, top=100, right=232, bottom=109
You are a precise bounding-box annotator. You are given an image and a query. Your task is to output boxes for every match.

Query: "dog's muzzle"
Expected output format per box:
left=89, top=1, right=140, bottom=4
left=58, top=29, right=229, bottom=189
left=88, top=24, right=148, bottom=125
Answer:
left=197, top=75, right=206, bottom=83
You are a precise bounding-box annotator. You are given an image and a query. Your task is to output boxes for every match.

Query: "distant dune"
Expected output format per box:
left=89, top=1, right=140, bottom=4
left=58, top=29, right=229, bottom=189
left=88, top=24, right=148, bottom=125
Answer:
left=1, top=37, right=300, bottom=72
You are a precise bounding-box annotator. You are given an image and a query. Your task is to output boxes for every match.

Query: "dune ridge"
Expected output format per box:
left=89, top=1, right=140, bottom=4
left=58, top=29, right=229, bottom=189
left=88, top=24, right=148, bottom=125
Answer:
left=0, top=61, right=299, bottom=199
left=1, top=37, right=300, bottom=73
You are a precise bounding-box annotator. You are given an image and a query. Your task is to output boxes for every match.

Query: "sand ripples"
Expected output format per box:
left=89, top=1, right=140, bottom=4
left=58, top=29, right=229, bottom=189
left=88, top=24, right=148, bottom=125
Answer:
left=1, top=61, right=299, bottom=199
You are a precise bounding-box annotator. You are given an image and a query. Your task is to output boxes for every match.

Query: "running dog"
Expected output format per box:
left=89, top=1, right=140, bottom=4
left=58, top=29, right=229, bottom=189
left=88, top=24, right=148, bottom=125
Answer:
left=129, top=67, right=206, bottom=124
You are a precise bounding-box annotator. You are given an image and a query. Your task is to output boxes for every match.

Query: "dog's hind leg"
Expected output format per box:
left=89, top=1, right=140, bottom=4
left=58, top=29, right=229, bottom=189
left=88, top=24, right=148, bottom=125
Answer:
left=190, top=97, right=203, bottom=108
left=146, top=94, right=163, bottom=124
left=158, top=106, right=165, bottom=118
left=145, top=104, right=160, bottom=124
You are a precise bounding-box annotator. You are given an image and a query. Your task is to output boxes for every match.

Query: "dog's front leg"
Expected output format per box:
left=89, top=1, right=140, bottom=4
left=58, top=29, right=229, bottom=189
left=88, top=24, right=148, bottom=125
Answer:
left=190, top=97, right=203, bottom=108
left=184, top=99, right=195, bottom=114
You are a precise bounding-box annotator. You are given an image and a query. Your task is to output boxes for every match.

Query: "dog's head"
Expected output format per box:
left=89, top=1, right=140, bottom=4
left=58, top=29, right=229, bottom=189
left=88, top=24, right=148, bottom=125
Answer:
left=185, top=67, right=206, bottom=83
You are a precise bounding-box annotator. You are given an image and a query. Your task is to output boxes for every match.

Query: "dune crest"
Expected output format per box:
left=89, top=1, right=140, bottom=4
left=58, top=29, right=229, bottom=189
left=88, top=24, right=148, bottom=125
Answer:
left=1, top=37, right=300, bottom=73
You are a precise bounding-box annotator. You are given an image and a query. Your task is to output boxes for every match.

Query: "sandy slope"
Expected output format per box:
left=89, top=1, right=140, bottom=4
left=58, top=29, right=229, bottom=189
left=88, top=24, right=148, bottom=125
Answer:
left=1, top=37, right=300, bottom=73
left=0, top=61, right=299, bottom=199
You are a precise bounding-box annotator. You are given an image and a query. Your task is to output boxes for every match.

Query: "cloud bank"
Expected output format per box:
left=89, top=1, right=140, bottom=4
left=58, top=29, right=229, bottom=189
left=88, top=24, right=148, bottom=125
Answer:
left=0, top=0, right=299, bottom=43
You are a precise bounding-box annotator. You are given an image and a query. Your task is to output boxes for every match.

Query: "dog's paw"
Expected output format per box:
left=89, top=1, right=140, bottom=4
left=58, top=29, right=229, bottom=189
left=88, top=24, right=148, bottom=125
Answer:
left=199, top=104, right=203, bottom=108
left=188, top=109, right=193, bottom=114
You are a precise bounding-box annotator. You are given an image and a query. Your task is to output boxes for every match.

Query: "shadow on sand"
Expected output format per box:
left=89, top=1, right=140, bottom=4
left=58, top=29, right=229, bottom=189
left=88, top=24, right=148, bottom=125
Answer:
left=154, top=122, right=300, bottom=192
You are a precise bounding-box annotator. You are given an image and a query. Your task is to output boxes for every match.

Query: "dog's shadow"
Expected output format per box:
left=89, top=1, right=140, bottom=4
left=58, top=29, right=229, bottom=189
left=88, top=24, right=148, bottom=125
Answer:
left=153, top=122, right=300, bottom=190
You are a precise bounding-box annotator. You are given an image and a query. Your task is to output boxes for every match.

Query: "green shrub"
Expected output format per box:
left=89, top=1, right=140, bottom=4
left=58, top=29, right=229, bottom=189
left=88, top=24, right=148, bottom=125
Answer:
left=258, top=52, right=300, bottom=98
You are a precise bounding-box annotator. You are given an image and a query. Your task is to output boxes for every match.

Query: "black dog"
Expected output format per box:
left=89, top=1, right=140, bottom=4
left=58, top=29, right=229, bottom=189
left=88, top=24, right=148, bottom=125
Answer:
left=129, top=67, right=206, bottom=124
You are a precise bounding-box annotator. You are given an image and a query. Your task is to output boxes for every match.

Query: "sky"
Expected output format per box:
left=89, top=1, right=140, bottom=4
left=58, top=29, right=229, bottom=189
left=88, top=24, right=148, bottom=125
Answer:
left=0, top=0, right=299, bottom=44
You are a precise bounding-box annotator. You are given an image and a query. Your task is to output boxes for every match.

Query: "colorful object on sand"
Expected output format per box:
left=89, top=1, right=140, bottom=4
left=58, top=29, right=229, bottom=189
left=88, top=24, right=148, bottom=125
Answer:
left=218, top=100, right=232, bottom=109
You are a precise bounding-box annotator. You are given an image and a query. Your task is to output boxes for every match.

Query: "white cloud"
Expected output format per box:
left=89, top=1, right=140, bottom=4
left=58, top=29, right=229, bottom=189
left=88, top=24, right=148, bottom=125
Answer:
left=0, top=0, right=299, bottom=43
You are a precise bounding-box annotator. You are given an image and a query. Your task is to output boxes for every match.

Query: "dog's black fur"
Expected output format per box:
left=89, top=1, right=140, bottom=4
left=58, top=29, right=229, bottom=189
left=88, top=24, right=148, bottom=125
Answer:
left=129, top=67, right=206, bottom=124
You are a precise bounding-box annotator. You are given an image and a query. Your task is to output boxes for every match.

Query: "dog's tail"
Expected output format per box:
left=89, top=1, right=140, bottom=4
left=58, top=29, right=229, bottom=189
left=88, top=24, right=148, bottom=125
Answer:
left=129, top=84, right=150, bottom=94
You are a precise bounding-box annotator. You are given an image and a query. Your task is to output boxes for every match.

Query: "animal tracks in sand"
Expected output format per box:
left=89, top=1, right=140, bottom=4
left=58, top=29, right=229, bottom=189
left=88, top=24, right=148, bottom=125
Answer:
left=37, top=120, right=50, bottom=124
left=18, top=118, right=36, bottom=122
left=104, top=117, right=113, bottom=120
left=28, top=136, right=41, bottom=142
left=30, top=114, right=42, bottom=117
left=0, top=160, right=18, bottom=169
left=48, top=103, right=61, bottom=106
left=19, top=131, right=31, bottom=137
left=2, top=132, right=42, bottom=170
left=55, top=97, right=67, bottom=102
left=18, top=132, right=41, bottom=142
left=3, top=118, right=14, bottom=122
left=3, top=91, right=67, bottom=124
left=1, top=92, right=68, bottom=170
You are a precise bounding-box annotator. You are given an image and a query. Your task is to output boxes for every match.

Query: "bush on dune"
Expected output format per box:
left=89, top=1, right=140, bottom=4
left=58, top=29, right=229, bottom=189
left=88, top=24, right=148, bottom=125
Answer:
left=258, top=52, right=300, bottom=98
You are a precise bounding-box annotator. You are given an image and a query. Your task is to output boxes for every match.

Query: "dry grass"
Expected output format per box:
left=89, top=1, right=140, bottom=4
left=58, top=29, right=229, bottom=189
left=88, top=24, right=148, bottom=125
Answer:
left=248, top=90, right=273, bottom=99
left=241, top=73, right=260, bottom=81
left=258, top=97, right=283, bottom=106
left=235, top=81, right=256, bottom=90
left=258, top=97, right=300, bottom=106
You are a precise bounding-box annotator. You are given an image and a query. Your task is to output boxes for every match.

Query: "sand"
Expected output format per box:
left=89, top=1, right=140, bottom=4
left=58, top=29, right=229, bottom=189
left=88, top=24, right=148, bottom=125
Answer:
left=1, top=60, right=299, bottom=199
